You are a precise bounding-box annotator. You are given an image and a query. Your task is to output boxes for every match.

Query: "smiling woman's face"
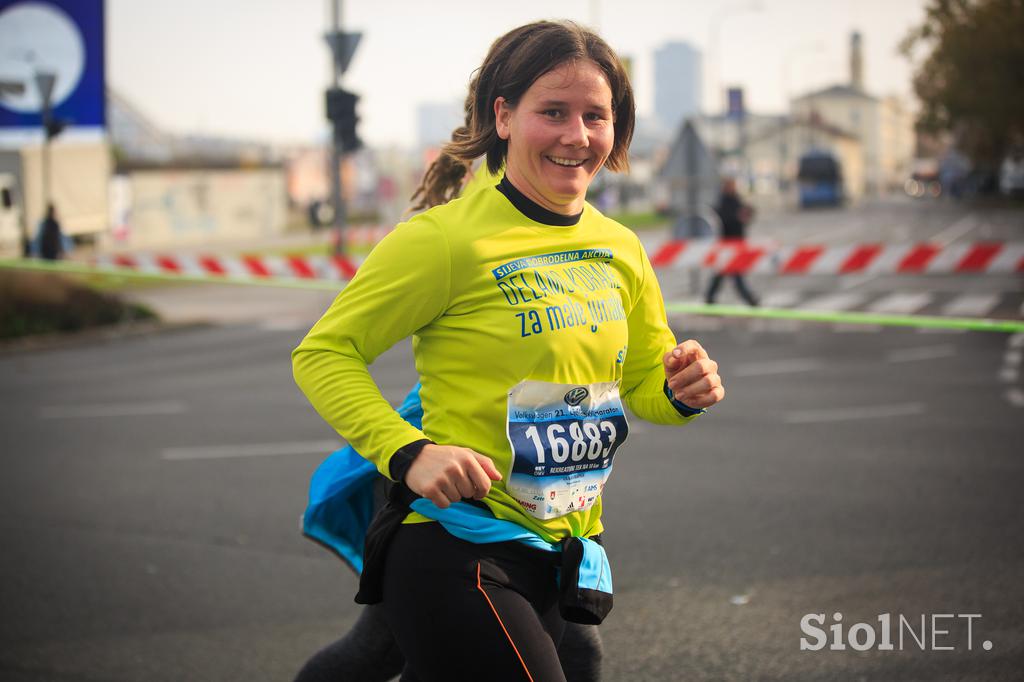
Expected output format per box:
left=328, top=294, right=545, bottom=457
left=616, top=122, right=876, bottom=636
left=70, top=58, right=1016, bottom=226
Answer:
left=495, top=59, right=615, bottom=216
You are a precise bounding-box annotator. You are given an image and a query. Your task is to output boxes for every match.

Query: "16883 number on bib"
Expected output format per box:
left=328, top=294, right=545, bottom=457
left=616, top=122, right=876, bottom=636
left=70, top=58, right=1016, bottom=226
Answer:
left=505, top=380, right=629, bottom=520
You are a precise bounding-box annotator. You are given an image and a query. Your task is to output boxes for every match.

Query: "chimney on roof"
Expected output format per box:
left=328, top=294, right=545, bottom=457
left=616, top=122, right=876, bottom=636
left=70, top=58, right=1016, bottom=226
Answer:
left=850, top=31, right=864, bottom=91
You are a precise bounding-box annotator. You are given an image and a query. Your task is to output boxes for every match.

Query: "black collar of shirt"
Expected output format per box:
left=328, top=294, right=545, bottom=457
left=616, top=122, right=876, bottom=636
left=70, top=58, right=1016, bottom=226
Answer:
left=496, top=175, right=583, bottom=227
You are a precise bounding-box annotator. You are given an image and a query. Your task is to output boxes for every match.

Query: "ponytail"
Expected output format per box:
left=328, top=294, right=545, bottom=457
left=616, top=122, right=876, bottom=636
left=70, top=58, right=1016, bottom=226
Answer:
left=409, top=81, right=481, bottom=212
left=408, top=126, right=473, bottom=212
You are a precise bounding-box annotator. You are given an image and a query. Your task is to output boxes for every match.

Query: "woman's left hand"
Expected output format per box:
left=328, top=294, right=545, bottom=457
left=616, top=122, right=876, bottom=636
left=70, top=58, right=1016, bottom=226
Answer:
left=663, top=339, right=725, bottom=409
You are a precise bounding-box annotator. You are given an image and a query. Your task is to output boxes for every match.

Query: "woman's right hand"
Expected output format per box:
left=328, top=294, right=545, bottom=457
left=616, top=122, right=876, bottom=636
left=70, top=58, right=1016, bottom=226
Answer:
left=404, top=444, right=502, bottom=509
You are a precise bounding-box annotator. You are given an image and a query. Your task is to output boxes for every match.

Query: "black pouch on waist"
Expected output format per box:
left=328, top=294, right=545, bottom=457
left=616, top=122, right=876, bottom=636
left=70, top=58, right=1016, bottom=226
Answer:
left=354, top=484, right=414, bottom=604
left=558, top=535, right=614, bottom=625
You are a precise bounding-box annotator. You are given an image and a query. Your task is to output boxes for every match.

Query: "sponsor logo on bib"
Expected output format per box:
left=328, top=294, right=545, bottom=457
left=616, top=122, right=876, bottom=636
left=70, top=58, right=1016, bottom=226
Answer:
left=564, top=387, right=589, bottom=406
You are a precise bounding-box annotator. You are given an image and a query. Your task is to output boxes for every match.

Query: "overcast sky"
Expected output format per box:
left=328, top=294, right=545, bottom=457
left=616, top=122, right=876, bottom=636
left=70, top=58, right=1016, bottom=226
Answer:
left=107, top=0, right=929, bottom=148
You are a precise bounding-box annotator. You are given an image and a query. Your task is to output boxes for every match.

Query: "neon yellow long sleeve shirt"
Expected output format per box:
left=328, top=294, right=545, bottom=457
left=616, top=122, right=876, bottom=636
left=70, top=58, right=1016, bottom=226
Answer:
left=293, top=184, right=700, bottom=542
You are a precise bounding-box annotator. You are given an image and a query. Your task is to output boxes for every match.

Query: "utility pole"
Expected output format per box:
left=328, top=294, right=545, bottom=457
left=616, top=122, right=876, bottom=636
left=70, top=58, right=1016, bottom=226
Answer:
left=35, top=72, right=56, bottom=217
left=31, top=71, right=65, bottom=256
left=324, top=0, right=362, bottom=255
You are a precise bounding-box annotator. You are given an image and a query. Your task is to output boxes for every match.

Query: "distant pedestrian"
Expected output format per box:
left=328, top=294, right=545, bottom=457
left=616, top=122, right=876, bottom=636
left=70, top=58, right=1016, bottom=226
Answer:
left=37, top=203, right=66, bottom=261
left=705, top=178, right=759, bottom=306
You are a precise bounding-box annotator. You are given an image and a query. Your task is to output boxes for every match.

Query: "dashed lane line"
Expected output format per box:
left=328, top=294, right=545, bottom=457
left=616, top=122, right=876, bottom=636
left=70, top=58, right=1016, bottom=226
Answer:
left=885, top=344, right=958, bottom=363
left=39, top=401, right=188, bottom=419
left=161, top=439, right=341, bottom=461
left=733, top=358, right=825, bottom=377
left=784, top=402, right=927, bottom=424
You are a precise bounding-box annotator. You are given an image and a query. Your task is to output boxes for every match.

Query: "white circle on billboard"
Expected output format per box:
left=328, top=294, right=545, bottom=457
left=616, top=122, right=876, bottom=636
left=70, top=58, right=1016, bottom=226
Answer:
left=0, top=2, right=86, bottom=113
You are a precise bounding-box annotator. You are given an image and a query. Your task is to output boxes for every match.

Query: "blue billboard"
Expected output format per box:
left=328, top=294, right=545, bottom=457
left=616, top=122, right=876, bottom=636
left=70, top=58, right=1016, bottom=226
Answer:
left=0, top=0, right=105, bottom=129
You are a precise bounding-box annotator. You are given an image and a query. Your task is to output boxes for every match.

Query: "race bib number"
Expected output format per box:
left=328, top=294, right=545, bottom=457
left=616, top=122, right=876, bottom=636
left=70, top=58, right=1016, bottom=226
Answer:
left=505, top=380, right=629, bottom=520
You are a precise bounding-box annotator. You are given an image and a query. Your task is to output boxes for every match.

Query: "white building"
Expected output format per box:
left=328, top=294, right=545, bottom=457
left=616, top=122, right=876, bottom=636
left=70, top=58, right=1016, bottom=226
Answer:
left=790, top=32, right=915, bottom=195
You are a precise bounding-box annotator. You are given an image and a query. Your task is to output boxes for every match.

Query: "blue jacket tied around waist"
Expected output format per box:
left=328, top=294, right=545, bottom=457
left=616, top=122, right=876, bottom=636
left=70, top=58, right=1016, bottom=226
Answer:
left=302, top=383, right=613, bottom=624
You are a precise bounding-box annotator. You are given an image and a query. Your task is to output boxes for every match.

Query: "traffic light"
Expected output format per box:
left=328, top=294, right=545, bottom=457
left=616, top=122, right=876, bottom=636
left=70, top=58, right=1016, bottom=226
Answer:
left=326, top=87, right=361, bottom=152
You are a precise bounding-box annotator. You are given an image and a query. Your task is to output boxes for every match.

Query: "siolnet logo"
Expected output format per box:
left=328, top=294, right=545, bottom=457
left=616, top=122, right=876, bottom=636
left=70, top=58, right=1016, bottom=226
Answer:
left=564, top=387, right=589, bottom=406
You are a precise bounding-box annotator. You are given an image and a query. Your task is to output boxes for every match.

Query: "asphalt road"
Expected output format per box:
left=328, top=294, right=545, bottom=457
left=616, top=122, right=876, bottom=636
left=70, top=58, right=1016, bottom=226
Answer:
left=1, top=293, right=1022, bottom=680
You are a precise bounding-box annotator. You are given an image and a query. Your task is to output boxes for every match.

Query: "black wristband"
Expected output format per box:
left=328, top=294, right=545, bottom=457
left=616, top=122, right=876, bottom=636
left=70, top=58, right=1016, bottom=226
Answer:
left=388, top=438, right=434, bottom=482
left=664, top=380, right=706, bottom=417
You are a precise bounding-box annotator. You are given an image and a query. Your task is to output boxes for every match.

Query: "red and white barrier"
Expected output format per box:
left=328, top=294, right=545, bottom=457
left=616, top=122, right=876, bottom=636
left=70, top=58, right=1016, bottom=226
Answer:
left=88, top=240, right=1024, bottom=284
left=650, top=240, right=1024, bottom=275
left=92, top=252, right=360, bottom=281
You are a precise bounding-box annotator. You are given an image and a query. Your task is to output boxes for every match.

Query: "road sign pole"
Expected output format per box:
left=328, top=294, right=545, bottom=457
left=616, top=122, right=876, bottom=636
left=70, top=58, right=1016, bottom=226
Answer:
left=328, top=0, right=346, bottom=256
left=324, top=1, right=363, bottom=257
left=34, top=71, right=58, bottom=255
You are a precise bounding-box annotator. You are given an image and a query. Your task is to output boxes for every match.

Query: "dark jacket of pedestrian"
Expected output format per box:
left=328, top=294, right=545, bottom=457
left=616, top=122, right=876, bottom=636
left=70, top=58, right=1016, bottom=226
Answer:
left=38, top=202, right=64, bottom=259
left=39, top=205, right=64, bottom=261
left=714, top=187, right=753, bottom=240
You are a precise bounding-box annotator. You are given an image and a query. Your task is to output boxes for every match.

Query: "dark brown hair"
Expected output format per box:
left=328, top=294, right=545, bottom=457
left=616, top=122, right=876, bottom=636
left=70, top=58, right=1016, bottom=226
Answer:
left=410, top=20, right=635, bottom=211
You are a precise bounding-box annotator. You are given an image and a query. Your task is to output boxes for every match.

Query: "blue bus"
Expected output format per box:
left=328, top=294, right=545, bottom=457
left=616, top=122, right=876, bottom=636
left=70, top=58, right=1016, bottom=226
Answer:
left=797, top=151, right=844, bottom=208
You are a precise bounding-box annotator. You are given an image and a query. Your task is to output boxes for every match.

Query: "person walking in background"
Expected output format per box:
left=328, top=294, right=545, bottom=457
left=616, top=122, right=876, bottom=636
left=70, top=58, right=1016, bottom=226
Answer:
left=704, top=178, right=759, bottom=306
left=35, top=203, right=68, bottom=261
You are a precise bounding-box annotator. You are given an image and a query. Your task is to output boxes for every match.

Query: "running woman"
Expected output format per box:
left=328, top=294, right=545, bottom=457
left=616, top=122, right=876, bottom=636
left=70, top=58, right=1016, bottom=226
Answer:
left=293, top=20, right=724, bottom=682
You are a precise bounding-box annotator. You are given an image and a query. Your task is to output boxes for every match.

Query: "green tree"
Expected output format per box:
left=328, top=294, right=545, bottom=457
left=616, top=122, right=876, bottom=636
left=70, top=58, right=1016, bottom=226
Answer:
left=901, top=0, right=1024, bottom=166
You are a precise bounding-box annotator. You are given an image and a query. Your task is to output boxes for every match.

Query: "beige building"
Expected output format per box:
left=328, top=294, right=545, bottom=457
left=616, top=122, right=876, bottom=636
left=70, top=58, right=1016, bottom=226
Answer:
left=746, top=118, right=864, bottom=202
left=790, top=32, right=915, bottom=195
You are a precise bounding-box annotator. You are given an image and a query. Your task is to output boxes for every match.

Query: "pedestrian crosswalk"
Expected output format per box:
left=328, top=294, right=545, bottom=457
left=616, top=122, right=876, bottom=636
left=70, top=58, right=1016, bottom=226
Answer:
left=866, top=292, right=935, bottom=315
left=666, top=287, right=1022, bottom=321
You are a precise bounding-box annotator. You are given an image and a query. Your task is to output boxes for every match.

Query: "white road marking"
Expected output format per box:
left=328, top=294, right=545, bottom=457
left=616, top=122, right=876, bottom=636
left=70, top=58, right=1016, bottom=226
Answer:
left=885, top=344, right=957, bottom=363
left=733, top=358, right=824, bottom=377
left=1010, top=333, right=1024, bottom=349
left=866, top=292, right=934, bottom=315
left=39, top=401, right=188, bottom=419
left=161, top=439, right=342, bottom=461
left=760, top=290, right=803, bottom=308
left=1006, top=389, right=1024, bottom=408
left=784, top=402, right=926, bottom=424
left=941, top=294, right=1001, bottom=318
left=800, top=292, right=871, bottom=311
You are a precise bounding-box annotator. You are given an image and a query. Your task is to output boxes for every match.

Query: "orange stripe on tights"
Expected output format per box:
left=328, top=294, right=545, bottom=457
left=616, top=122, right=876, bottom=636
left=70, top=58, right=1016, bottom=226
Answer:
left=476, top=562, right=534, bottom=682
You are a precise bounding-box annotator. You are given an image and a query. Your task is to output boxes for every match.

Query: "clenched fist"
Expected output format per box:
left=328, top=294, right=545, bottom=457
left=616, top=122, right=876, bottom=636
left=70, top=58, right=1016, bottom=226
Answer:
left=663, top=339, right=725, bottom=409
left=405, top=444, right=503, bottom=509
